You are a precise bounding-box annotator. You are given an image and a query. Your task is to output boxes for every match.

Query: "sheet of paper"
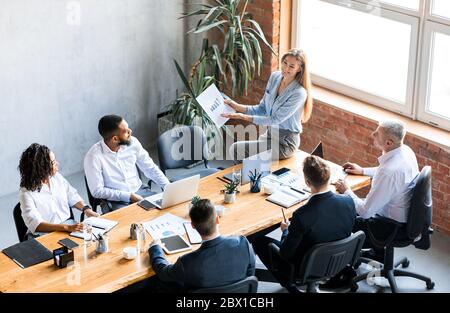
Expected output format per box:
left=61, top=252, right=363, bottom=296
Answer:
left=143, top=213, right=187, bottom=239
left=196, top=84, right=235, bottom=128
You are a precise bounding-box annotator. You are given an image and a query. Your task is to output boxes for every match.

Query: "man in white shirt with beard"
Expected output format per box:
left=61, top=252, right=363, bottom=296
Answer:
left=84, top=115, right=170, bottom=213
left=336, top=119, right=419, bottom=261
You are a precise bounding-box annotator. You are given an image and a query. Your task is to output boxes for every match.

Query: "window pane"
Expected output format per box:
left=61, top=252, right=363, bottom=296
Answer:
left=432, top=0, right=450, bottom=19
left=427, top=32, right=450, bottom=120
left=300, top=0, right=412, bottom=104
left=379, top=0, right=419, bottom=11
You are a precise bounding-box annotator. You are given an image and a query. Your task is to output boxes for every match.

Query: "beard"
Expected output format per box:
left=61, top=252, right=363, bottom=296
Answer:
left=119, top=138, right=131, bottom=146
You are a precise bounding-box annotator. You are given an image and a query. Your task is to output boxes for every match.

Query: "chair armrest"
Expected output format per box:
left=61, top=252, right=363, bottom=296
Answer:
left=268, top=243, right=280, bottom=271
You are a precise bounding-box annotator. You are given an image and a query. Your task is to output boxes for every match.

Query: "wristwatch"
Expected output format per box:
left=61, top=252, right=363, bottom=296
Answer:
left=82, top=205, right=92, bottom=212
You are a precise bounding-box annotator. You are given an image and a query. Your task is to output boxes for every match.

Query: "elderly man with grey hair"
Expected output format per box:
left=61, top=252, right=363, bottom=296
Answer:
left=335, top=119, right=419, bottom=262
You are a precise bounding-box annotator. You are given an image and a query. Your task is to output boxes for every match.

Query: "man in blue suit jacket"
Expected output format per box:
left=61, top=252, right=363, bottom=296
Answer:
left=252, top=155, right=356, bottom=289
left=148, top=199, right=256, bottom=291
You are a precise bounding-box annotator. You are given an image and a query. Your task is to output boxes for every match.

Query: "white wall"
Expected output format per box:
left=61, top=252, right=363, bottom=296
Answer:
left=0, top=0, right=201, bottom=197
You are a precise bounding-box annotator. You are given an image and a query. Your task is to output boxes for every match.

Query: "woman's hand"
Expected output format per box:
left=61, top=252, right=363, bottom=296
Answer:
left=224, top=99, right=239, bottom=110
left=85, top=209, right=99, bottom=218
left=221, top=112, right=251, bottom=122
left=65, top=223, right=84, bottom=233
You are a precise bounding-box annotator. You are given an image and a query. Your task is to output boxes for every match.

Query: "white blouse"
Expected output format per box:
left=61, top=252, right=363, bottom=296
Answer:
left=19, top=172, right=83, bottom=234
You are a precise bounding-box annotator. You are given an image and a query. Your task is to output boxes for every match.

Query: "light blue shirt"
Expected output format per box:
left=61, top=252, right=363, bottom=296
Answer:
left=246, top=71, right=307, bottom=133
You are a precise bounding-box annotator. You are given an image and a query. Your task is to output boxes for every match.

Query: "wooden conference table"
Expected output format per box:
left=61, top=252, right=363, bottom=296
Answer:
left=0, top=151, right=370, bottom=293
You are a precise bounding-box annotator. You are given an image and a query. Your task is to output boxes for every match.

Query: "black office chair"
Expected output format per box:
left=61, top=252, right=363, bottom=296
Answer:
left=352, top=166, right=435, bottom=293
left=191, top=276, right=258, bottom=293
left=13, top=203, right=76, bottom=242
left=84, top=175, right=102, bottom=213
left=157, top=126, right=221, bottom=182
left=266, top=231, right=366, bottom=293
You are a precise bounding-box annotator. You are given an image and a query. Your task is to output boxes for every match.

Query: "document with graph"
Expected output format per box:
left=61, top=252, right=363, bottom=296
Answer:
left=195, top=84, right=235, bottom=128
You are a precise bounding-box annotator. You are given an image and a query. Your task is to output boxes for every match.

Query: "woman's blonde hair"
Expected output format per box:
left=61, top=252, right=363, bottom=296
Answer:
left=281, top=49, right=313, bottom=123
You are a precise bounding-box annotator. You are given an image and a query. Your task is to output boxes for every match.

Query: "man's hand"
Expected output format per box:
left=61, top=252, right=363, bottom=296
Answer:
left=85, top=209, right=99, bottom=218
left=65, top=223, right=84, bottom=233
left=343, top=162, right=364, bottom=175
left=149, top=238, right=162, bottom=249
left=335, top=179, right=350, bottom=194
left=130, top=193, right=143, bottom=203
left=280, top=221, right=291, bottom=232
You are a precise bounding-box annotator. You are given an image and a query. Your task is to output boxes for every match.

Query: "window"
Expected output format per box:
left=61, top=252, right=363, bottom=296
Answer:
left=294, top=0, right=450, bottom=130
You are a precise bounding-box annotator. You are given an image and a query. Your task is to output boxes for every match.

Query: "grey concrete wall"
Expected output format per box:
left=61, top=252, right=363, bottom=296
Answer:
left=0, top=0, right=203, bottom=197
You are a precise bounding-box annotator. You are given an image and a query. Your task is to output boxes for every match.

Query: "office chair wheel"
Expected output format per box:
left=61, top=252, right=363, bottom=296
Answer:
left=401, top=260, right=410, bottom=268
left=426, top=281, right=435, bottom=290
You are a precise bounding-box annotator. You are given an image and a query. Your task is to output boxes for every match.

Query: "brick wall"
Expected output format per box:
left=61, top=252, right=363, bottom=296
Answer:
left=301, top=101, right=450, bottom=235
left=225, top=0, right=450, bottom=235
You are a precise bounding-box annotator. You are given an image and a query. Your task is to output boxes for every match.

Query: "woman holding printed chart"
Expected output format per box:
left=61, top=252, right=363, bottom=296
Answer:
left=222, top=49, right=313, bottom=160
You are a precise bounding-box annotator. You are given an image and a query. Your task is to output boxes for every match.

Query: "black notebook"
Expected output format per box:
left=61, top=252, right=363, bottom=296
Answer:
left=2, top=238, right=53, bottom=269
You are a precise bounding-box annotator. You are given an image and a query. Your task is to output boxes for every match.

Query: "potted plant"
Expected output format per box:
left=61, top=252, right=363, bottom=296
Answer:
left=162, top=0, right=276, bottom=152
left=189, top=195, right=202, bottom=210
left=223, top=180, right=239, bottom=204
left=248, top=169, right=262, bottom=193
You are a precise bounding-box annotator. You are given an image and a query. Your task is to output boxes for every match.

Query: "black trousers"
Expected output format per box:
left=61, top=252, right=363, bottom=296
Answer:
left=353, top=216, right=407, bottom=254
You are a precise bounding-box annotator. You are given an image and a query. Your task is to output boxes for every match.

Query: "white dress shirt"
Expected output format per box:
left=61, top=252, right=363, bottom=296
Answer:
left=19, top=173, right=83, bottom=234
left=84, top=136, right=169, bottom=202
left=345, top=145, right=419, bottom=223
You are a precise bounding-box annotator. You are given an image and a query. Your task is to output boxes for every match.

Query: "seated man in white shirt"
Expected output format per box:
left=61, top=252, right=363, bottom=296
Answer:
left=84, top=115, right=170, bottom=213
left=19, top=144, right=99, bottom=239
left=335, top=119, right=419, bottom=260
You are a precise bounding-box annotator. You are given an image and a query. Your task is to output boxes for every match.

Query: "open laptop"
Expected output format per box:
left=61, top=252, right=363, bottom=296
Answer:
left=310, top=141, right=347, bottom=183
left=223, top=150, right=272, bottom=185
left=142, top=175, right=200, bottom=209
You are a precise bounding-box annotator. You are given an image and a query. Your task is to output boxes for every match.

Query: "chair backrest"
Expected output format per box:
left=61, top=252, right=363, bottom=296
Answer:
left=157, top=126, right=208, bottom=171
left=191, top=276, right=258, bottom=293
left=13, top=203, right=28, bottom=242
left=84, top=175, right=102, bottom=209
left=296, top=231, right=366, bottom=284
left=407, top=166, right=432, bottom=241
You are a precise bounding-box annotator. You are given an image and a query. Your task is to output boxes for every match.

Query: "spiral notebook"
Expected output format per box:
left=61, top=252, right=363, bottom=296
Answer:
left=266, top=188, right=310, bottom=208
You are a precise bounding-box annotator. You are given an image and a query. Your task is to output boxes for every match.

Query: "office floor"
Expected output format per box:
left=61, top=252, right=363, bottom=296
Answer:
left=1, top=150, right=449, bottom=293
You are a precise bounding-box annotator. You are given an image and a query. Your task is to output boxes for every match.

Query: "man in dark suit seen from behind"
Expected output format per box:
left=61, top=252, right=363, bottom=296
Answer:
left=252, top=155, right=356, bottom=291
left=148, top=199, right=256, bottom=292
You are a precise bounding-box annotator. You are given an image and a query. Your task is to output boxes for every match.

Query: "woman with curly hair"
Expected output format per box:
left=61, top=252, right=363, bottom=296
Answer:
left=18, top=143, right=98, bottom=238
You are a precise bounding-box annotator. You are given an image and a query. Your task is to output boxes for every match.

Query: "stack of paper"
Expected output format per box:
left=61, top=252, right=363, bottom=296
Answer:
left=70, top=217, right=118, bottom=239
left=143, top=213, right=187, bottom=239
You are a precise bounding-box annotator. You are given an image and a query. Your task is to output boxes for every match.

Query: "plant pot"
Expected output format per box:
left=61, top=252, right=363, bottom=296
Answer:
left=224, top=192, right=236, bottom=204
left=250, top=179, right=261, bottom=193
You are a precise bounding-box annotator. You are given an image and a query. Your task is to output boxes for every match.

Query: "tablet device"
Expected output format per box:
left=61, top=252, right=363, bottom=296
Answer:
left=58, top=238, right=79, bottom=250
left=137, top=200, right=156, bottom=211
left=160, top=235, right=192, bottom=254
left=183, top=222, right=202, bottom=244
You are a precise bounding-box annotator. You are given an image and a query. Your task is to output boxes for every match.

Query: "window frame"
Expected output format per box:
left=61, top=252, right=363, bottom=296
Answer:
left=292, top=0, right=450, bottom=131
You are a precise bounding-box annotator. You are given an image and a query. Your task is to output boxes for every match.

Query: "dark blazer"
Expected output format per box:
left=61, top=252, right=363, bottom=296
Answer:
left=280, top=191, right=356, bottom=263
left=149, top=235, right=255, bottom=289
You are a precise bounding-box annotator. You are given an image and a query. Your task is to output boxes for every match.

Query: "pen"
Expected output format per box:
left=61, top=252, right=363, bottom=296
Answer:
left=280, top=208, right=287, bottom=223
left=217, top=177, right=230, bottom=184
left=290, top=187, right=305, bottom=195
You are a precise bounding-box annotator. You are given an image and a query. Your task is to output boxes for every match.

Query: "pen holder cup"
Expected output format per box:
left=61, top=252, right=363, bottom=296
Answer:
left=250, top=179, right=261, bottom=193
left=53, top=247, right=74, bottom=269
left=95, top=235, right=109, bottom=254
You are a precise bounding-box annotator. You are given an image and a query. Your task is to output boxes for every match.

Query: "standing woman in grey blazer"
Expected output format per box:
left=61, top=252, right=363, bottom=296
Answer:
left=222, top=49, right=313, bottom=160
